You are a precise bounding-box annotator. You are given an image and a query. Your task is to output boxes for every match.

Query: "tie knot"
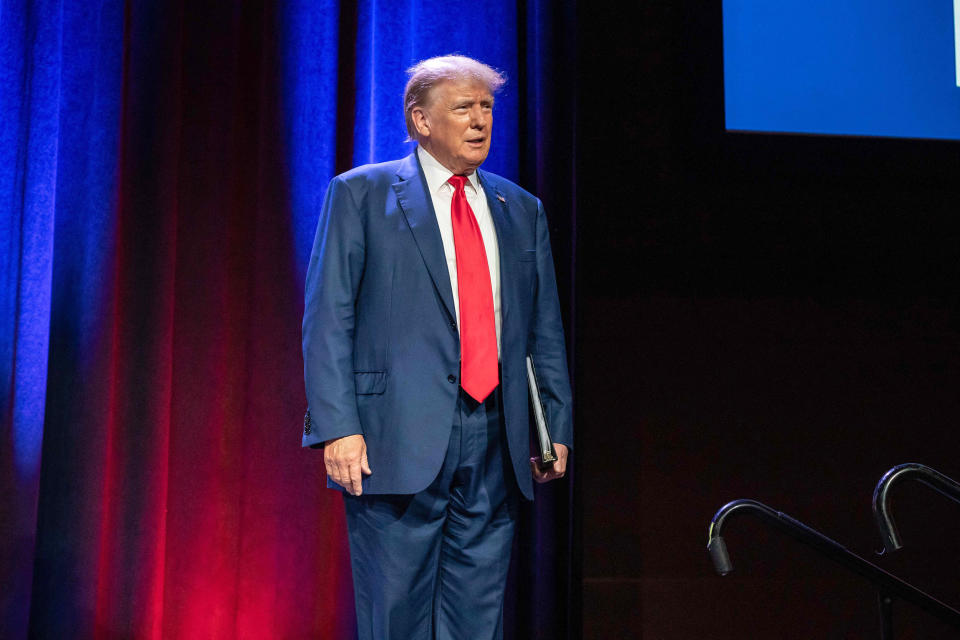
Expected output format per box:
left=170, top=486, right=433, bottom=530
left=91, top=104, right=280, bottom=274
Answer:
left=447, top=175, right=468, bottom=192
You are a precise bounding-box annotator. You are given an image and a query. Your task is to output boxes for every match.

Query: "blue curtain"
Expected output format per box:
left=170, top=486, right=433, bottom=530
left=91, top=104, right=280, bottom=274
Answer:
left=2, top=1, right=576, bottom=637
left=2, top=1, right=124, bottom=636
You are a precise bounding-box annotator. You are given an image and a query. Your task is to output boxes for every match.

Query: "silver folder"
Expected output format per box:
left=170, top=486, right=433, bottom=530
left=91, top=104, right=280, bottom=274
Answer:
left=526, top=355, right=557, bottom=467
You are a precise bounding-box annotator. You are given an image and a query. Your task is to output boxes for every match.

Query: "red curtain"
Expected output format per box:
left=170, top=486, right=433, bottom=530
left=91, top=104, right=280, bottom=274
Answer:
left=29, top=3, right=355, bottom=637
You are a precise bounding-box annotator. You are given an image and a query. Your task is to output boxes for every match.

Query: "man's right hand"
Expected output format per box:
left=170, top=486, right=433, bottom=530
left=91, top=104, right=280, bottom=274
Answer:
left=324, top=434, right=372, bottom=496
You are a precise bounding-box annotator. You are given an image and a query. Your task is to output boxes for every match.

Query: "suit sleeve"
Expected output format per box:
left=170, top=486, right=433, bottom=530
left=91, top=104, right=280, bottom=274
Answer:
left=302, top=175, right=366, bottom=448
left=530, top=199, right=574, bottom=450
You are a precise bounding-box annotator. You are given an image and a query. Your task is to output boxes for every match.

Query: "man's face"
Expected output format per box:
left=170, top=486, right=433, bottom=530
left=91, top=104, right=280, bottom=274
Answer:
left=414, top=80, right=493, bottom=175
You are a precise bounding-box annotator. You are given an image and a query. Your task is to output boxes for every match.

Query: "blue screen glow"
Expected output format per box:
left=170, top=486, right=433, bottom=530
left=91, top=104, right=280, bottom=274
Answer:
left=723, top=0, right=960, bottom=140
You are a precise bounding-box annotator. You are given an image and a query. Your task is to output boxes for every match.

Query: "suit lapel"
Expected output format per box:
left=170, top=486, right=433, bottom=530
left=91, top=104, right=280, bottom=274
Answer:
left=393, top=153, right=457, bottom=321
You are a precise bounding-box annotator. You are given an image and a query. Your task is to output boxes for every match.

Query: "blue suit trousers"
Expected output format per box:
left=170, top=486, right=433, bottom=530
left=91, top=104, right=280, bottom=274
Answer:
left=344, top=388, right=519, bottom=640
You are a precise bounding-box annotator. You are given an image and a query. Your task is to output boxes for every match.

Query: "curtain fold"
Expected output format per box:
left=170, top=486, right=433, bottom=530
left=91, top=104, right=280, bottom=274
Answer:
left=2, top=1, right=575, bottom=637
left=2, top=1, right=124, bottom=637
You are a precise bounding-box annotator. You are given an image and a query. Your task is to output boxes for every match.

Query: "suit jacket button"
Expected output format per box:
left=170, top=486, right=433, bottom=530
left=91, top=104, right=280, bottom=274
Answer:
left=447, top=375, right=457, bottom=384
left=303, top=410, right=312, bottom=435
left=449, top=320, right=456, bottom=329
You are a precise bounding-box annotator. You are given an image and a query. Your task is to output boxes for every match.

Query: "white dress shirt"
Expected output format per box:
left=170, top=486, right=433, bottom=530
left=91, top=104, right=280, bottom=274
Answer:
left=417, top=145, right=502, bottom=356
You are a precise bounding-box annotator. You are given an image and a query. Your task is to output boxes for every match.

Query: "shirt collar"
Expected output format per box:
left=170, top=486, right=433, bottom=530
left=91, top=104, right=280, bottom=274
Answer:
left=417, top=145, right=481, bottom=195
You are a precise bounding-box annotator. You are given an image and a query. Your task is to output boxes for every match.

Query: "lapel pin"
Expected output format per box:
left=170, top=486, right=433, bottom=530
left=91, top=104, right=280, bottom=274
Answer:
left=496, top=194, right=506, bottom=203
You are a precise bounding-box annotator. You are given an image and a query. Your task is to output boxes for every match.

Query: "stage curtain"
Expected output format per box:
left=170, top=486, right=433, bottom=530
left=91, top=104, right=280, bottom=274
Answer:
left=1, top=1, right=576, bottom=638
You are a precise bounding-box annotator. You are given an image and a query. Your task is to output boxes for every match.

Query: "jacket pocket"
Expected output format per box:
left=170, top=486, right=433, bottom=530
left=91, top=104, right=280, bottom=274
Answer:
left=519, top=249, right=537, bottom=262
left=354, top=370, right=387, bottom=395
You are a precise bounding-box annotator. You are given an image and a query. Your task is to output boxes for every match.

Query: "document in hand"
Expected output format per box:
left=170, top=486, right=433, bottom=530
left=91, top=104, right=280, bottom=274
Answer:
left=526, top=355, right=558, bottom=469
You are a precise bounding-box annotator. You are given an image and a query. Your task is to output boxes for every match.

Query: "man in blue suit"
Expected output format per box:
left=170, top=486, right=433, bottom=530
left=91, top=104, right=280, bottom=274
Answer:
left=302, top=55, right=573, bottom=639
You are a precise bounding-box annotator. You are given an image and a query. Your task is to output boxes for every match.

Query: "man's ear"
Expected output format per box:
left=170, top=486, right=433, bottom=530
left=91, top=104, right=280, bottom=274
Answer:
left=411, top=106, right=430, bottom=138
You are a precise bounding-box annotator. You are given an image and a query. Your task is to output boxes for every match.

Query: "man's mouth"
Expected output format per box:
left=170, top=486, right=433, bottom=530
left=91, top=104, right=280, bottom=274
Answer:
left=466, top=137, right=486, bottom=145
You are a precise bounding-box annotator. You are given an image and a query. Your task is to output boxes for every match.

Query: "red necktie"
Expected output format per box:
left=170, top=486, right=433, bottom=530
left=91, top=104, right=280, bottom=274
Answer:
left=448, top=175, right=498, bottom=403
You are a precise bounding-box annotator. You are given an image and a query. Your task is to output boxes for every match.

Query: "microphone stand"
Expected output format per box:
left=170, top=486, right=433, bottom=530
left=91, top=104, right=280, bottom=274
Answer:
left=708, top=498, right=960, bottom=638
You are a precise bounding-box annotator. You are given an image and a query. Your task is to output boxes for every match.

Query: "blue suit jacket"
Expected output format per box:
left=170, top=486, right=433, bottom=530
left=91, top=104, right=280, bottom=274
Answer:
left=302, top=151, right=572, bottom=500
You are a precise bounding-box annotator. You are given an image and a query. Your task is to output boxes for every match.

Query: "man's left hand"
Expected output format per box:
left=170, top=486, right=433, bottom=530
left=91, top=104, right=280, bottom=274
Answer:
left=530, top=443, right=569, bottom=483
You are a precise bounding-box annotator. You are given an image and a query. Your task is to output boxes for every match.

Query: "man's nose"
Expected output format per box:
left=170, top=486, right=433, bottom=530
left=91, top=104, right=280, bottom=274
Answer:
left=470, top=107, right=487, bottom=128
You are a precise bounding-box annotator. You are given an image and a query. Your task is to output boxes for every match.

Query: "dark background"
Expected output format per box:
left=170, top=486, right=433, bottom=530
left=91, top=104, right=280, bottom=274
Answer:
left=574, top=2, right=960, bottom=638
